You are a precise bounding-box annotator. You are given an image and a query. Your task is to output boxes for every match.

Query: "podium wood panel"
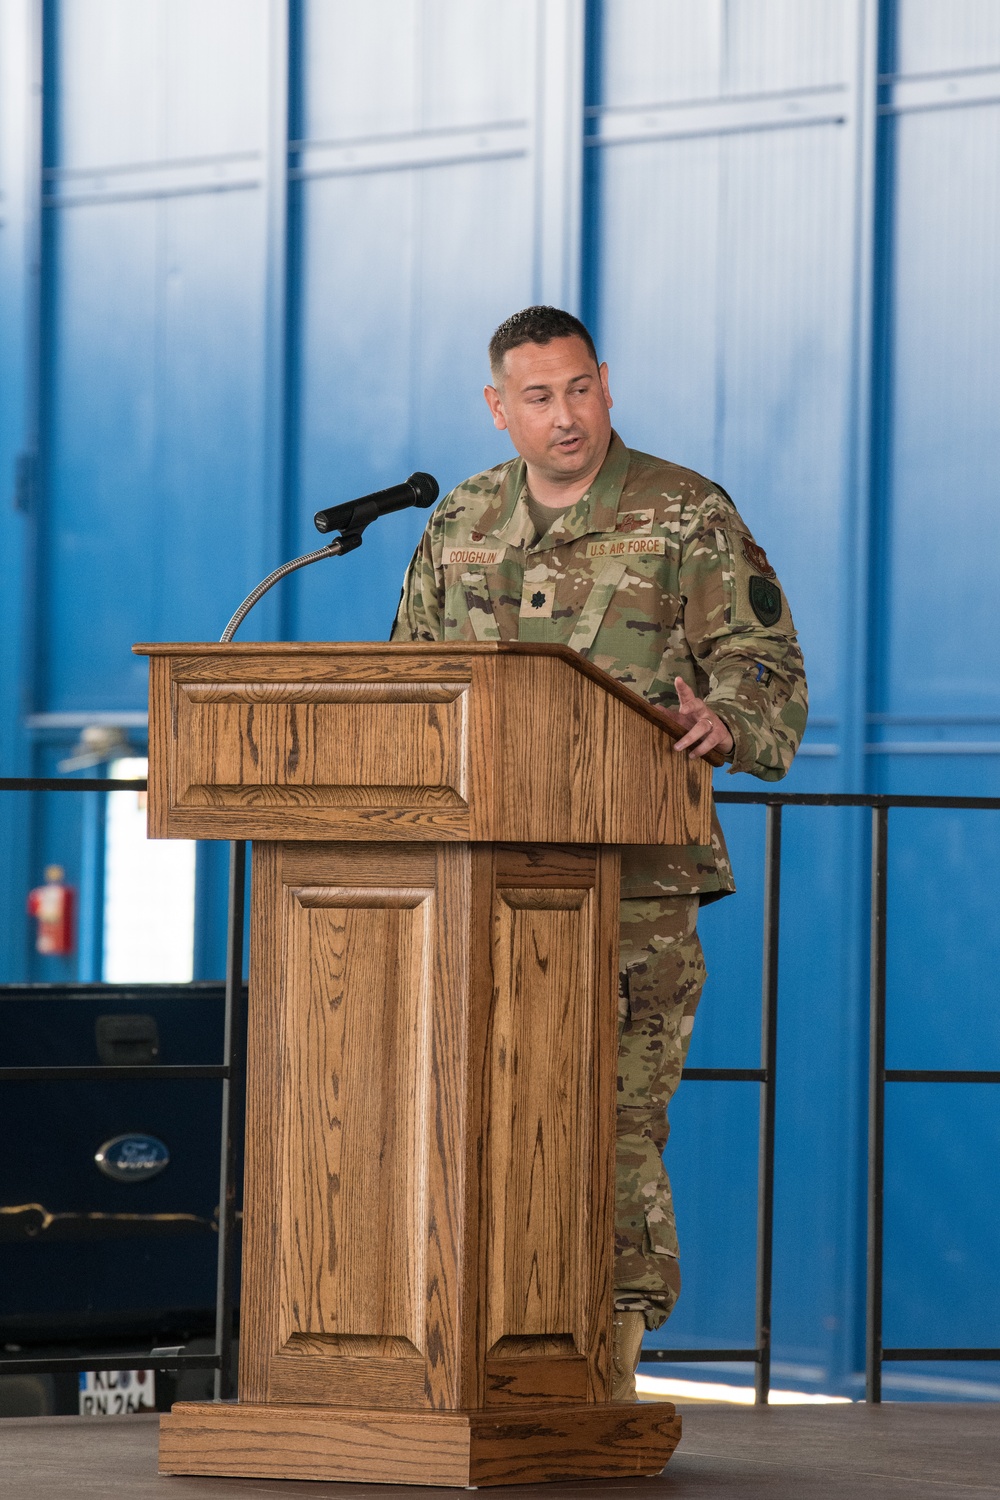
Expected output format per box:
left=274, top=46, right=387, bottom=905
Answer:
left=136, top=643, right=704, bottom=1485
left=136, top=642, right=711, bottom=846
left=159, top=1401, right=682, bottom=1487
left=239, top=841, right=617, bottom=1415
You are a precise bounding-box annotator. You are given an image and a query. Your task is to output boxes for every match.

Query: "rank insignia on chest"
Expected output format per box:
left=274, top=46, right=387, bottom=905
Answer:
left=520, top=580, right=555, bottom=619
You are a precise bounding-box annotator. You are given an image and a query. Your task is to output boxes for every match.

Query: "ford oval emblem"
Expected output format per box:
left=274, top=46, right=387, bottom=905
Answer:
left=95, top=1133, right=170, bottom=1183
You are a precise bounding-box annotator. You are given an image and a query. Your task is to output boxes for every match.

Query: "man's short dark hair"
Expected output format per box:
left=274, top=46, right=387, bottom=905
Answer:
left=488, top=306, right=599, bottom=382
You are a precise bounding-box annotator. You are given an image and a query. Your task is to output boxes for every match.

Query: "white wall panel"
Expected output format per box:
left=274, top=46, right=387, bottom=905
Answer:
left=894, top=0, right=1000, bottom=75
left=55, top=0, right=267, bottom=168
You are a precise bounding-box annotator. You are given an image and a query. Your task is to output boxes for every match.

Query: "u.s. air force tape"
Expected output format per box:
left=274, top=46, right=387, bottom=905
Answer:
left=585, top=536, right=666, bottom=559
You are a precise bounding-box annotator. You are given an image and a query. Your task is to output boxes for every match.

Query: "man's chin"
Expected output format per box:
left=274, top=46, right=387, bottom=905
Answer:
left=544, top=447, right=593, bottom=478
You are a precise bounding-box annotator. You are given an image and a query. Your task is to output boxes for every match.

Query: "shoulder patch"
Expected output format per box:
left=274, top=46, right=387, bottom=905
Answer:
left=749, top=575, right=782, bottom=626
left=742, top=536, right=775, bottom=578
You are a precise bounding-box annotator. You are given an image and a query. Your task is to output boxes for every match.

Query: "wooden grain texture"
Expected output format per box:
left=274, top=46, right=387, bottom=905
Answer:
left=491, top=652, right=712, bottom=846
left=494, top=844, right=601, bottom=886
left=486, top=883, right=592, bottom=1351
left=484, top=1353, right=590, bottom=1404
left=467, top=1402, right=682, bottom=1485
left=276, top=880, right=432, bottom=1374
left=457, top=843, right=496, bottom=1412
left=145, top=657, right=172, bottom=839
left=415, top=841, right=471, bottom=1412
left=135, top=642, right=713, bottom=844
left=478, top=846, right=619, bottom=1409
left=174, top=685, right=470, bottom=804
left=159, top=1403, right=472, bottom=1487
left=135, top=639, right=721, bottom=767
left=142, top=640, right=695, bottom=1479
left=589, top=846, right=621, bottom=1401
left=238, top=838, right=618, bottom=1422
left=183, top=681, right=466, bottom=702
left=238, top=842, right=285, bottom=1404
left=158, top=1400, right=681, bottom=1487
left=239, top=841, right=472, bottom=1412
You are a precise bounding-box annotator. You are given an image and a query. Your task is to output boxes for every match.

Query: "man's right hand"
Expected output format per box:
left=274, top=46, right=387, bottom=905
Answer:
left=671, top=677, right=734, bottom=761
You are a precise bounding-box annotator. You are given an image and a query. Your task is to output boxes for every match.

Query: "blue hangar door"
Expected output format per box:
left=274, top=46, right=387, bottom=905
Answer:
left=0, top=0, right=998, bottom=1401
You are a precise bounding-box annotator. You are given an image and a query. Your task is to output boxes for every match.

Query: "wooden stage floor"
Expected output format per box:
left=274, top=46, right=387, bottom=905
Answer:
left=1, top=1404, right=997, bottom=1498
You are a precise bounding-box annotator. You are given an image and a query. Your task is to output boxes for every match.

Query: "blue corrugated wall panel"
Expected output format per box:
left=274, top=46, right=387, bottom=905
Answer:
left=42, top=0, right=273, bottom=692
left=0, top=0, right=997, bottom=1397
left=290, top=0, right=540, bottom=644
left=0, top=1, right=37, bottom=984
left=586, top=0, right=873, bottom=1395
left=869, top=0, right=1000, bottom=1397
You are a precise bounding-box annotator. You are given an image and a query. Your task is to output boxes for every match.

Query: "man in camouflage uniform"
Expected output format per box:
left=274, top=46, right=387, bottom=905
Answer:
left=392, top=307, right=807, bottom=1397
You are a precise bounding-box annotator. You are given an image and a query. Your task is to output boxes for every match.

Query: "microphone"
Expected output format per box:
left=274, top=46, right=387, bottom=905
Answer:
left=221, top=472, right=440, bottom=642
left=314, top=472, right=439, bottom=535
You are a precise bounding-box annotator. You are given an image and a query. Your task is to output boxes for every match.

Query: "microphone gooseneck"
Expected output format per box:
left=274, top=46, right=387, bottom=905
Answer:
left=220, top=471, right=438, bottom=643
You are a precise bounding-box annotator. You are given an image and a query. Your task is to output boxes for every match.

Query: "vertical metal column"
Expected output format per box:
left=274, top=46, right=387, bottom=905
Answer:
left=533, top=0, right=585, bottom=312
left=843, top=0, right=882, bottom=795
left=214, top=839, right=247, bottom=1401
left=755, top=803, right=782, bottom=1403
left=263, top=0, right=293, bottom=635
left=866, top=804, right=889, bottom=1403
left=76, top=784, right=107, bottom=981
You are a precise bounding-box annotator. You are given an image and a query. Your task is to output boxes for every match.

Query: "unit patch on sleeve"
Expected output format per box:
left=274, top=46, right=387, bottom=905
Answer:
left=748, top=575, right=782, bottom=626
left=741, top=536, right=776, bottom=577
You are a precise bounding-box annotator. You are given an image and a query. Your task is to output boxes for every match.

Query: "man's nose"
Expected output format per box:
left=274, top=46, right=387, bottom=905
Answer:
left=551, top=395, right=574, bottom=427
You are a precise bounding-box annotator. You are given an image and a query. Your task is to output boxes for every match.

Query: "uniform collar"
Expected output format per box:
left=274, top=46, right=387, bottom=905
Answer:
left=484, top=430, right=631, bottom=550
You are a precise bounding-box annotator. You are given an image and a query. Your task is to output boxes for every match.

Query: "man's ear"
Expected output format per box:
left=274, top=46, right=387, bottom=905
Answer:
left=599, top=361, right=613, bottom=412
left=484, top=384, right=509, bottom=432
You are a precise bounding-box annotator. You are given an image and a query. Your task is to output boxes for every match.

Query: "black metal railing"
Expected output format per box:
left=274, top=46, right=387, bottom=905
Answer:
left=640, top=798, right=782, bottom=1400
left=0, top=776, right=246, bottom=1399
left=863, top=800, right=1000, bottom=1402
left=2, top=781, right=999, bottom=1407
left=641, top=791, right=1000, bottom=1404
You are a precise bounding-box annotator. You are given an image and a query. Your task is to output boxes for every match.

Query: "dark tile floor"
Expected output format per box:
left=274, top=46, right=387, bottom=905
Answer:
left=1, top=1404, right=997, bottom=1498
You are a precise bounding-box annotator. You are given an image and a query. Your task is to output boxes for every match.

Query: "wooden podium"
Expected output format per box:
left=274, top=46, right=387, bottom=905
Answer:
left=136, top=641, right=712, bottom=1488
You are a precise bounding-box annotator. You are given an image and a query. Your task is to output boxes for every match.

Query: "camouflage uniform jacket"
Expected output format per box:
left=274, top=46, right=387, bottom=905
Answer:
left=391, top=431, right=808, bottom=899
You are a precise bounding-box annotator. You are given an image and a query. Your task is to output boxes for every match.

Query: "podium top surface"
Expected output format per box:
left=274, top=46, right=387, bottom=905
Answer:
left=135, top=639, right=707, bottom=745
left=135, top=641, right=714, bottom=846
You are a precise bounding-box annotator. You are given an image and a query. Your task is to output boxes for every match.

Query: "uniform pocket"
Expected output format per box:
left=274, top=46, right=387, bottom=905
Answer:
left=447, top=568, right=500, bottom=641
left=644, top=1186, right=679, bottom=1259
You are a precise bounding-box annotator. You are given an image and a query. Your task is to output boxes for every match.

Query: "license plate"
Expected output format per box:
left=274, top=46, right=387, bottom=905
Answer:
left=78, top=1369, right=155, bottom=1415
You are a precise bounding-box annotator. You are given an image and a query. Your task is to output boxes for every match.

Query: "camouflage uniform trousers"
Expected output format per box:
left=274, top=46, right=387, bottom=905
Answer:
left=615, top=894, right=706, bottom=1331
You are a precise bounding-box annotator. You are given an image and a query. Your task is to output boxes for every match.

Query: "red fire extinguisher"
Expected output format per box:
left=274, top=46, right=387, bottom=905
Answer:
left=27, top=865, right=76, bottom=956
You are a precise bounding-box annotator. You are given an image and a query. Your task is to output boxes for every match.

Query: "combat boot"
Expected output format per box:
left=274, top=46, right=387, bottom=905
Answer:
left=611, top=1310, right=645, bottom=1402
